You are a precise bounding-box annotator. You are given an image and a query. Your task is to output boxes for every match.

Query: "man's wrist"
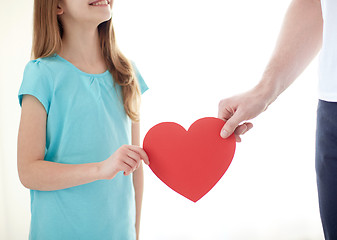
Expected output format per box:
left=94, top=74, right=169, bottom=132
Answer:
left=254, top=78, right=281, bottom=109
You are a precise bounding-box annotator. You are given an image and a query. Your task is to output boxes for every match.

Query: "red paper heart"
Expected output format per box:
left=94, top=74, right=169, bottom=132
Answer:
left=143, top=117, right=236, bottom=202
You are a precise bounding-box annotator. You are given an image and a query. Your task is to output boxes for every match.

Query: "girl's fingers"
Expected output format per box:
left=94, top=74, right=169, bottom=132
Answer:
left=128, top=145, right=150, bottom=166
left=122, top=162, right=133, bottom=176
left=136, top=161, right=141, bottom=169
left=126, top=150, right=140, bottom=164
left=122, top=156, right=137, bottom=173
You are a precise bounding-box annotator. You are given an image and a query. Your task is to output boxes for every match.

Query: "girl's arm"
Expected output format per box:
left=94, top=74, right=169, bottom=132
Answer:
left=17, top=95, right=148, bottom=191
left=131, top=121, right=144, bottom=240
left=17, top=95, right=101, bottom=190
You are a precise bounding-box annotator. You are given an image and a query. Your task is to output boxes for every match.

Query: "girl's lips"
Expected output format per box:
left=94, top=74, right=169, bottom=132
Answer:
left=90, top=4, right=109, bottom=7
left=89, top=0, right=110, bottom=5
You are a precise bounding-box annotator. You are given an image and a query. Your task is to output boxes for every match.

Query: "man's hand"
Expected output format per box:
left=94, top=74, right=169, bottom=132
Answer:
left=218, top=0, right=323, bottom=142
left=218, top=86, right=272, bottom=142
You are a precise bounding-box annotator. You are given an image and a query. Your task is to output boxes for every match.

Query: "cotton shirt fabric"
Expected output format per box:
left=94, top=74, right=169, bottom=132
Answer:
left=18, top=53, right=148, bottom=240
left=318, top=0, right=337, bottom=101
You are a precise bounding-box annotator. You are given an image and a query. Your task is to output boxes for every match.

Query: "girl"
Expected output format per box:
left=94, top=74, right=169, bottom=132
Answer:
left=17, top=0, right=150, bottom=239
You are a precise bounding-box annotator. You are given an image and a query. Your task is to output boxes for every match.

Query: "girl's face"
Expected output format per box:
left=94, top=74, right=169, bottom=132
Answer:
left=57, top=0, right=113, bottom=28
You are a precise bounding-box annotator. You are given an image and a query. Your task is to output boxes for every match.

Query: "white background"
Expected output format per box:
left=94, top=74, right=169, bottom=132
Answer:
left=0, top=0, right=324, bottom=239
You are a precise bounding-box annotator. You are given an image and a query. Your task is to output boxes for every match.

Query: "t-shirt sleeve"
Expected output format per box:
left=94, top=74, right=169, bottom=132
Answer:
left=18, top=59, right=53, bottom=114
left=131, top=61, right=149, bottom=95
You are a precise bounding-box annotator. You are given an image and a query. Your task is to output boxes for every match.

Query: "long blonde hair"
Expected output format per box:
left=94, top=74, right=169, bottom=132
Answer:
left=31, top=0, right=141, bottom=121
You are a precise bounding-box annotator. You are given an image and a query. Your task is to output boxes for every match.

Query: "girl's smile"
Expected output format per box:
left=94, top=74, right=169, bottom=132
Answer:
left=89, top=0, right=110, bottom=7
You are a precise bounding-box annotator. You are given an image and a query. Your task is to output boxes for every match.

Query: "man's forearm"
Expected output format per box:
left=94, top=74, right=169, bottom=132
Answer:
left=257, top=0, right=323, bottom=105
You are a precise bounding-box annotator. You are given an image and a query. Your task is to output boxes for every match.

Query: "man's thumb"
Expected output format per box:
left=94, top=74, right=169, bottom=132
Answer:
left=220, top=114, right=241, bottom=138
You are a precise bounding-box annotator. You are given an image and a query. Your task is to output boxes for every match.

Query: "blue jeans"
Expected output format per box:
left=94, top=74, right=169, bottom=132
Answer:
left=316, top=99, right=337, bottom=239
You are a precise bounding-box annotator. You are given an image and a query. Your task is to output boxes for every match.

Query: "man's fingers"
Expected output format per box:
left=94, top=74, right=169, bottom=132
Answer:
left=234, top=124, right=248, bottom=136
left=233, top=122, right=253, bottom=135
left=235, top=135, right=242, bottom=142
left=218, top=105, right=234, bottom=121
left=220, top=110, right=244, bottom=138
left=242, top=122, right=253, bottom=134
left=233, top=122, right=254, bottom=142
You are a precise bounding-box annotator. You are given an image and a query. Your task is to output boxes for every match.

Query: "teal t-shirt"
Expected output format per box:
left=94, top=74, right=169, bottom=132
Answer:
left=18, top=53, right=149, bottom=240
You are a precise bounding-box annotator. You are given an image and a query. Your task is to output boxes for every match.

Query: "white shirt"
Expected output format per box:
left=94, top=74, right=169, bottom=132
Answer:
left=318, top=0, right=337, bottom=101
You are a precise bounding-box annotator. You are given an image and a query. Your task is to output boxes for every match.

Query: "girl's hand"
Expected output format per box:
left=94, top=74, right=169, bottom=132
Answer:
left=98, top=145, right=150, bottom=180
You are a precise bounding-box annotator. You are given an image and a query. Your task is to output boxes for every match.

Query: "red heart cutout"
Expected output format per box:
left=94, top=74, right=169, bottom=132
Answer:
left=143, top=117, right=236, bottom=202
